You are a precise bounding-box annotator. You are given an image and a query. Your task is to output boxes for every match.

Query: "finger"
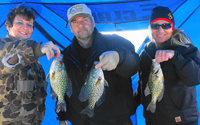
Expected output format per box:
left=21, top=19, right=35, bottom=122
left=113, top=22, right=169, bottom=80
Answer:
left=165, top=52, right=170, bottom=61
left=160, top=51, right=166, bottom=62
left=95, top=57, right=109, bottom=69
left=155, top=50, right=159, bottom=62
left=106, top=64, right=116, bottom=71
left=52, top=44, right=60, bottom=56
left=99, top=52, right=107, bottom=61
left=168, top=50, right=174, bottom=59
left=155, top=51, right=161, bottom=63
left=101, top=62, right=111, bottom=70
left=49, top=48, right=55, bottom=58
left=47, top=41, right=60, bottom=56
left=107, top=66, right=115, bottom=71
left=95, top=53, right=107, bottom=69
left=45, top=49, right=51, bottom=61
left=95, top=59, right=107, bottom=69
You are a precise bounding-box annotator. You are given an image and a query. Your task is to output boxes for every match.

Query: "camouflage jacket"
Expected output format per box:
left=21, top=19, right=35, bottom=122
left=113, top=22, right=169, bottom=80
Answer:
left=0, top=35, right=48, bottom=125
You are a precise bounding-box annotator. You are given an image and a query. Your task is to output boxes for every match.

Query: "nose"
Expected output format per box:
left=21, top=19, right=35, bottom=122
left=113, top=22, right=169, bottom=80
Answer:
left=158, top=26, right=164, bottom=32
left=22, top=24, right=28, bottom=29
left=23, top=24, right=28, bottom=29
left=78, top=21, right=85, bottom=27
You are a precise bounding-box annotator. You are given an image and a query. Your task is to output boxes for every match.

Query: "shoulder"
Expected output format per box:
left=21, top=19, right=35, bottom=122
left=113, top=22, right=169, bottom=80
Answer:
left=61, top=44, right=71, bottom=55
left=144, top=41, right=156, bottom=49
left=175, top=43, right=198, bottom=56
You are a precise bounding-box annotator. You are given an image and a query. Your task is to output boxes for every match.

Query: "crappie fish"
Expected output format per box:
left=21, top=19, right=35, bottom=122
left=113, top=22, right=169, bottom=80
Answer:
left=78, top=61, right=109, bottom=117
left=144, top=59, right=164, bottom=113
left=46, top=54, right=72, bottom=113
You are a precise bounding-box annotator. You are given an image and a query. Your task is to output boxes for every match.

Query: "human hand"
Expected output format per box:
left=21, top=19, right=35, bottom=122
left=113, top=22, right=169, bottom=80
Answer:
left=155, top=50, right=174, bottom=63
left=59, top=121, right=68, bottom=125
left=41, top=41, right=60, bottom=61
left=95, top=51, right=119, bottom=71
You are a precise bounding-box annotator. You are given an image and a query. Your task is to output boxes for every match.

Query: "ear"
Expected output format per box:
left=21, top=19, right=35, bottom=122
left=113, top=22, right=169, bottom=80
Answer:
left=6, top=25, right=10, bottom=31
left=92, top=20, right=95, bottom=27
left=70, top=24, right=74, bottom=33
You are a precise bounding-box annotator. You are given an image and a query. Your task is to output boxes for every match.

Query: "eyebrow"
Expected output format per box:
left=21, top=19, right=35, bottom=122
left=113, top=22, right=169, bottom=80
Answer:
left=71, top=16, right=89, bottom=22
left=15, top=18, right=33, bottom=23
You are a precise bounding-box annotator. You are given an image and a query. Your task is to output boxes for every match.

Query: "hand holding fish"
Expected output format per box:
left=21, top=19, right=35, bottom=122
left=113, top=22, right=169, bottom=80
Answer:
left=41, top=41, right=60, bottom=61
left=155, top=50, right=174, bottom=63
left=95, top=51, right=119, bottom=71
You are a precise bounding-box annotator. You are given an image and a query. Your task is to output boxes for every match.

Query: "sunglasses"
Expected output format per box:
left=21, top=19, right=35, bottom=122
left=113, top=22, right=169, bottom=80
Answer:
left=150, top=23, right=172, bottom=30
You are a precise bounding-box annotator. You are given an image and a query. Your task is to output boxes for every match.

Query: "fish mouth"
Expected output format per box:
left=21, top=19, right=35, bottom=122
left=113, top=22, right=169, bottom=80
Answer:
left=56, top=54, right=64, bottom=60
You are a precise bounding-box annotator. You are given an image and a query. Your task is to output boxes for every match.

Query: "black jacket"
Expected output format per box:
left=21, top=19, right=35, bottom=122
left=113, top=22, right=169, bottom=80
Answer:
left=56, top=28, right=139, bottom=125
left=134, top=36, right=200, bottom=125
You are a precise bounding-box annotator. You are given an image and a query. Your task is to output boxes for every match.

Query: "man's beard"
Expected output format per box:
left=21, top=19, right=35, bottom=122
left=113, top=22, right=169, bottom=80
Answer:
left=77, top=27, right=92, bottom=40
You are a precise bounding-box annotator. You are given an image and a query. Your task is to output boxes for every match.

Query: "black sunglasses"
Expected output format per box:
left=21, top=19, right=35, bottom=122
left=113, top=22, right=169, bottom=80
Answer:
left=150, top=23, right=172, bottom=30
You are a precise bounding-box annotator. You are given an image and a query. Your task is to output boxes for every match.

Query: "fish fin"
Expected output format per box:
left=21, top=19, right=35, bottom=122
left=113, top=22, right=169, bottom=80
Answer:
left=50, top=85, right=57, bottom=100
left=51, top=72, right=55, bottom=81
left=104, top=80, right=109, bottom=87
left=146, top=102, right=156, bottom=113
left=56, top=101, right=67, bottom=113
left=158, top=85, right=165, bottom=102
left=84, top=72, right=90, bottom=85
left=66, top=80, right=73, bottom=98
left=96, top=88, right=106, bottom=107
left=95, top=78, right=101, bottom=86
left=144, top=83, right=151, bottom=96
left=46, top=73, right=50, bottom=80
left=80, top=106, right=94, bottom=117
left=78, top=85, right=88, bottom=102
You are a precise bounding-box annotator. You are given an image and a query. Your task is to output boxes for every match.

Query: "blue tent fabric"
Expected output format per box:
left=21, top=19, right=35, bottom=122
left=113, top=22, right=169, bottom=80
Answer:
left=0, top=0, right=200, bottom=124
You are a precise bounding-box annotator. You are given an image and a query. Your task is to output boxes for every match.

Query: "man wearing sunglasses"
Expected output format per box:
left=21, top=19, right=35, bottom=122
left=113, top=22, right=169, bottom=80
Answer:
left=134, top=6, right=200, bottom=125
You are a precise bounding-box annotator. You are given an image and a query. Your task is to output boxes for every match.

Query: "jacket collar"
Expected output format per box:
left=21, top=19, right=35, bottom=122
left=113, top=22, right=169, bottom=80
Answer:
left=5, top=35, right=19, bottom=41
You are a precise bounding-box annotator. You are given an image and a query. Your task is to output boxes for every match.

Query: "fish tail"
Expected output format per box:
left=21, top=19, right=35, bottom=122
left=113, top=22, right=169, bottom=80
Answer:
left=80, top=106, right=94, bottom=117
left=56, top=101, right=67, bottom=113
left=146, top=103, right=156, bottom=113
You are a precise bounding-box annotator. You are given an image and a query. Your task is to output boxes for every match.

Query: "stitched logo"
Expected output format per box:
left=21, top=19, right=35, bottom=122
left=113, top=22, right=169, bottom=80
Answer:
left=69, top=5, right=83, bottom=15
left=168, top=13, right=173, bottom=20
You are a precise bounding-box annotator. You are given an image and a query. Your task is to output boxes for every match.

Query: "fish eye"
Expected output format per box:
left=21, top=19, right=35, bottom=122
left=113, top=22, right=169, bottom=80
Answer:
left=59, top=60, right=63, bottom=65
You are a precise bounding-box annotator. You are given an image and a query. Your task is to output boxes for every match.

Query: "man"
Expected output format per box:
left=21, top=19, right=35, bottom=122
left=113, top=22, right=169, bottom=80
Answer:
left=58, top=4, right=139, bottom=125
left=0, top=4, right=60, bottom=125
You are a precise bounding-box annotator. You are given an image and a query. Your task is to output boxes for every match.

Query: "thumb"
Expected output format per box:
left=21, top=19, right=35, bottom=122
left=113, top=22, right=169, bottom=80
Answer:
left=99, top=52, right=107, bottom=61
left=95, top=52, right=106, bottom=69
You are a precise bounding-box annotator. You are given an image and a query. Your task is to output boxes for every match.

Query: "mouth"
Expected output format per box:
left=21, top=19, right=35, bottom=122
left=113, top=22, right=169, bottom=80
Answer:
left=79, top=29, right=86, bottom=33
left=79, top=28, right=88, bottom=33
left=157, top=34, right=165, bottom=38
left=19, top=31, right=27, bottom=35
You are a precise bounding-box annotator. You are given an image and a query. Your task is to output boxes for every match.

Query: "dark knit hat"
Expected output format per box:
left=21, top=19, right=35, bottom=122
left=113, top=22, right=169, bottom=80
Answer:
left=150, top=6, right=175, bottom=32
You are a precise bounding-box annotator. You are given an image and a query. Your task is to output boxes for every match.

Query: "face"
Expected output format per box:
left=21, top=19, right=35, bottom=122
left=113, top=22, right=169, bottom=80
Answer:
left=151, top=20, right=173, bottom=43
left=6, top=15, right=34, bottom=39
left=70, top=15, right=95, bottom=41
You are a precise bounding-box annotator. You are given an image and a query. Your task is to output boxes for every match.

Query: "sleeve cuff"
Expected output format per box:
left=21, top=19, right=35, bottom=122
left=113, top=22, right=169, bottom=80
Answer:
left=33, top=42, right=45, bottom=58
left=115, top=49, right=125, bottom=65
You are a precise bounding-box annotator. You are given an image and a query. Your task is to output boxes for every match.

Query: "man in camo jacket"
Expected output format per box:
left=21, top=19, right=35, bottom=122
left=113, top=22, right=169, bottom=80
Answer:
left=0, top=4, right=60, bottom=125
